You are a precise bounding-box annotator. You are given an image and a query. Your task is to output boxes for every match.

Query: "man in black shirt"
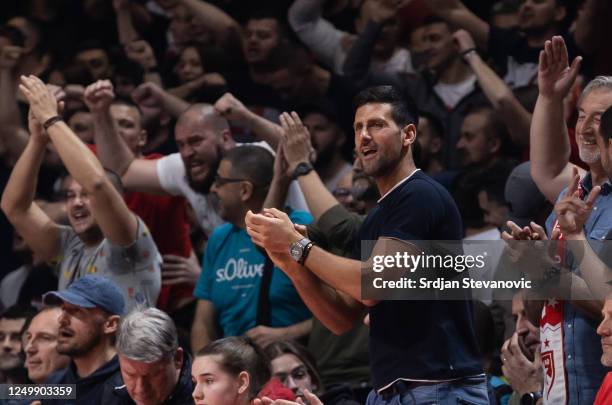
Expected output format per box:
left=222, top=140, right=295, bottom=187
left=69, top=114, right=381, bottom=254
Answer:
left=246, top=86, right=486, bottom=404
left=42, top=276, right=125, bottom=405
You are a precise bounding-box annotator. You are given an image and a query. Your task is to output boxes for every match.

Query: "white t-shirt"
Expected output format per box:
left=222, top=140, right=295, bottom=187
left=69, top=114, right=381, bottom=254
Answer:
left=156, top=142, right=309, bottom=236
left=434, top=75, right=477, bottom=109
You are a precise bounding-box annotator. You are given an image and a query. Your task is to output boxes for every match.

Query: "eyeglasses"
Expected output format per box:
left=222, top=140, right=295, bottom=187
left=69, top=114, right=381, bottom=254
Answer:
left=274, top=365, right=309, bottom=386
left=213, top=174, right=247, bottom=187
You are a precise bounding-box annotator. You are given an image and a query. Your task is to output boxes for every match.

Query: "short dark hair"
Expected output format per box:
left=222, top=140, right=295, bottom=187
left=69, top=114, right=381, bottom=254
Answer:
left=422, top=15, right=450, bottom=29
left=224, top=145, right=274, bottom=193
left=600, top=106, right=612, bottom=144
left=196, top=337, right=270, bottom=399
left=1, top=305, right=37, bottom=330
left=111, top=96, right=144, bottom=122
left=246, top=8, right=289, bottom=39
left=353, top=86, right=418, bottom=129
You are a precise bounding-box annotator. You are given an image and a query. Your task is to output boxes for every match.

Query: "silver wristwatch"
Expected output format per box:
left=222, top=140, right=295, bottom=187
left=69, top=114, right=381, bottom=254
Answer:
left=289, top=238, right=313, bottom=265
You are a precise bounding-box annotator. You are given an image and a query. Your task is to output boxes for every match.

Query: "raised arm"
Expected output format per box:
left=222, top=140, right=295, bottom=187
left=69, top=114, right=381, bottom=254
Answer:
left=530, top=36, right=583, bottom=203
left=214, top=92, right=282, bottom=149
left=81, top=80, right=163, bottom=195
left=191, top=299, right=217, bottom=353
left=246, top=209, right=367, bottom=304
left=280, top=112, right=339, bottom=220
left=455, top=30, right=531, bottom=147
left=0, top=46, right=23, bottom=128
left=423, top=0, right=490, bottom=50
left=180, top=0, right=241, bottom=45
left=132, top=82, right=190, bottom=119
left=20, top=75, right=138, bottom=247
left=113, top=0, right=140, bottom=45
left=85, top=80, right=134, bottom=176
left=0, top=109, right=61, bottom=262
left=287, top=0, right=349, bottom=73
left=263, top=141, right=292, bottom=210
left=124, top=40, right=163, bottom=86
left=342, top=20, right=405, bottom=89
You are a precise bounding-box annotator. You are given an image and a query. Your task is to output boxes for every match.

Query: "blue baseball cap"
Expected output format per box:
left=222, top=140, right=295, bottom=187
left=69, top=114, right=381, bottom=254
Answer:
left=43, top=275, right=126, bottom=316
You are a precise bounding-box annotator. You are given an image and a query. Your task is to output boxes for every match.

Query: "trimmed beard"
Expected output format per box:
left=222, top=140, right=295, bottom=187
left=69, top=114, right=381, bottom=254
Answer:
left=186, top=145, right=223, bottom=194
left=57, top=327, right=103, bottom=357
left=579, top=146, right=601, bottom=164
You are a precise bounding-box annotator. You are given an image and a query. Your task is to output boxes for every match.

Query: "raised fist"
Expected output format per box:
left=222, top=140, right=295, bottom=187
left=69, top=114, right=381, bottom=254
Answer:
left=84, top=80, right=115, bottom=113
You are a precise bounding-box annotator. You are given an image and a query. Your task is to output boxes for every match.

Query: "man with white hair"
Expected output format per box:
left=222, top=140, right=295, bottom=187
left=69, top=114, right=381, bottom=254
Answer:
left=109, top=307, right=193, bottom=405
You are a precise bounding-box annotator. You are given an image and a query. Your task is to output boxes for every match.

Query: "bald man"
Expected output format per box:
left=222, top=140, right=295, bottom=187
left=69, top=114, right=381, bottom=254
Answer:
left=93, top=98, right=307, bottom=236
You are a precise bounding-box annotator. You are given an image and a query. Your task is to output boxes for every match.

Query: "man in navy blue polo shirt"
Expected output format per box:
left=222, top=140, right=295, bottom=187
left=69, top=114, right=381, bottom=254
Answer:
left=246, top=86, right=486, bottom=404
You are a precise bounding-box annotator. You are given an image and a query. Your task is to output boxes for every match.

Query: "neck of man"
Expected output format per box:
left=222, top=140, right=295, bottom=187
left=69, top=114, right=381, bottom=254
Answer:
left=375, top=156, right=417, bottom=198
left=232, top=201, right=264, bottom=230
left=526, top=25, right=559, bottom=48
left=1, top=367, right=29, bottom=384
left=437, top=57, right=473, bottom=85
left=590, top=161, right=609, bottom=187
left=73, top=340, right=116, bottom=379
left=79, top=227, right=105, bottom=248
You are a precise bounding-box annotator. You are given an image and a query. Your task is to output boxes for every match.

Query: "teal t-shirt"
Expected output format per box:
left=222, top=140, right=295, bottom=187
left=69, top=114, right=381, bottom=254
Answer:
left=194, top=210, right=312, bottom=337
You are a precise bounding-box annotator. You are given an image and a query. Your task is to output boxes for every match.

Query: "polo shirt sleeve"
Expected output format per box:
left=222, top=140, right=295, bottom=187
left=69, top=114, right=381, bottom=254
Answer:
left=316, top=204, right=363, bottom=254
left=156, top=153, right=186, bottom=196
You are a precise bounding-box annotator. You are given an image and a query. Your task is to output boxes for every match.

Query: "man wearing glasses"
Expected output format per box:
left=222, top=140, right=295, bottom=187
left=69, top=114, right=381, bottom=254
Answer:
left=190, top=145, right=313, bottom=353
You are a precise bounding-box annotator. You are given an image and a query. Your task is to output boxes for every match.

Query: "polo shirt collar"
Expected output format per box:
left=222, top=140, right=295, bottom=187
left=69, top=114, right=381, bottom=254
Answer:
left=377, top=169, right=421, bottom=203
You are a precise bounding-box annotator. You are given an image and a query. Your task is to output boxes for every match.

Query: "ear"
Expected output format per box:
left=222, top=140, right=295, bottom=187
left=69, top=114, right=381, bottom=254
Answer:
left=236, top=371, right=250, bottom=396
left=554, top=5, right=567, bottom=23
left=240, top=181, right=254, bottom=202
left=174, top=347, right=184, bottom=370
left=488, top=136, right=501, bottom=155
left=138, top=129, right=148, bottom=149
left=401, top=124, right=417, bottom=147
left=104, top=315, right=120, bottom=335
left=220, top=129, right=235, bottom=151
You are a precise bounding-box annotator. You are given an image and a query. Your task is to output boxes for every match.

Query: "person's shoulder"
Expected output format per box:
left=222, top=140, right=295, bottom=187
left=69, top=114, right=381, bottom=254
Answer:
left=396, top=171, right=451, bottom=202
left=45, top=366, right=69, bottom=384
left=208, top=223, right=234, bottom=244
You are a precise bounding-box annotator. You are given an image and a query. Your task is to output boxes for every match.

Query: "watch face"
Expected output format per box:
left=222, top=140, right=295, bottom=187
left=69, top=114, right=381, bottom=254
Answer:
left=290, top=244, right=303, bottom=260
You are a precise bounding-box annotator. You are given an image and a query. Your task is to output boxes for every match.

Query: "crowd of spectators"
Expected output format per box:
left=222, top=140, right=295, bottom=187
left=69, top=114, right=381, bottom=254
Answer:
left=1, top=0, right=612, bottom=404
